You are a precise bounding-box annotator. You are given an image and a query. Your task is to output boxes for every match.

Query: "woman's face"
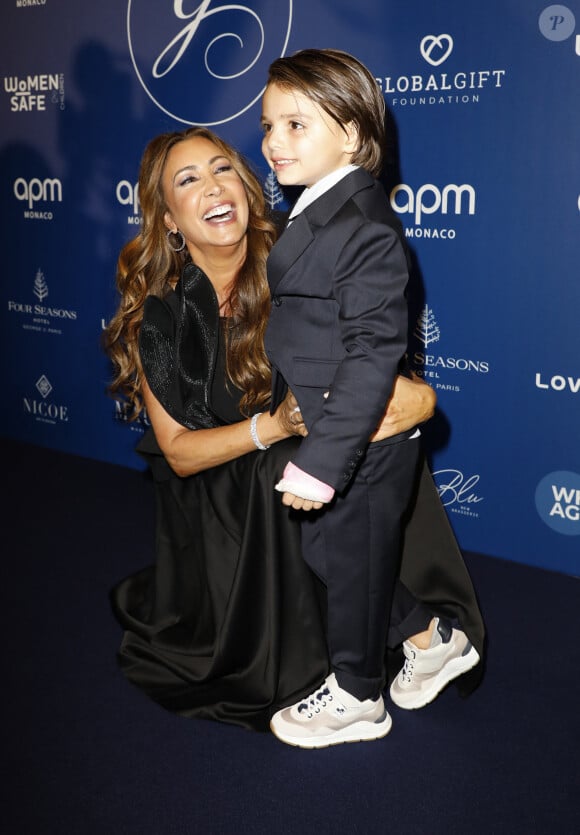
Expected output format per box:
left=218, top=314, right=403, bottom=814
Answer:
left=161, top=136, right=250, bottom=261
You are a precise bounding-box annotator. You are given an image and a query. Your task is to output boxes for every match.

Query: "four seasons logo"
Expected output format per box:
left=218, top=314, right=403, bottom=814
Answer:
left=6, top=269, right=78, bottom=334
left=263, top=170, right=284, bottom=210
left=414, top=306, right=440, bottom=347
left=411, top=305, right=489, bottom=391
left=33, top=268, right=49, bottom=302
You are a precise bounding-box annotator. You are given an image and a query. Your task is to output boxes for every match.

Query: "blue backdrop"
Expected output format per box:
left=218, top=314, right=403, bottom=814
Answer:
left=1, top=1, right=579, bottom=576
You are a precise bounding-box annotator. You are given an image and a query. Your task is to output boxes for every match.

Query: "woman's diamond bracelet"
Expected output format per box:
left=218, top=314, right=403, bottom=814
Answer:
left=250, top=412, right=270, bottom=451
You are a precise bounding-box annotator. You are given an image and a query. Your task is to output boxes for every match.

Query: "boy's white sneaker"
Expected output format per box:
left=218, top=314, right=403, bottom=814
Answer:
left=270, top=673, right=392, bottom=749
left=390, top=617, right=480, bottom=710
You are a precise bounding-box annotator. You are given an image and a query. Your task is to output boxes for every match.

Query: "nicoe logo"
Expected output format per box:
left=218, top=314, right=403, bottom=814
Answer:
left=127, top=0, right=293, bottom=126
left=535, top=470, right=580, bottom=535
left=23, top=375, right=69, bottom=425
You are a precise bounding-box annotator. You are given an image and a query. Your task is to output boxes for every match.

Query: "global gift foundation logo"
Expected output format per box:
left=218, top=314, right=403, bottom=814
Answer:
left=535, top=470, right=580, bottom=535
left=411, top=305, right=490, bottom=393
left=127, top=0, right=293, bottom=126
left=376, top=33, right=506, bottom=108
left=420, top=34, right=454, bottom=66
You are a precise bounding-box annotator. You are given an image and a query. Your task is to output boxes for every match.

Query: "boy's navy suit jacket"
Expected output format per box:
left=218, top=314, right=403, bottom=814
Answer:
left=265, top=167, right=412, bottom=492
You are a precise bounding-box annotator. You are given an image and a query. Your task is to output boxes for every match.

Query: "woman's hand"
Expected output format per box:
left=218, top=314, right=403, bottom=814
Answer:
left=370, top=373, right=436, bottom=442
left=275, top=389, right=308, bottom=437
left=142, top=379, right=295, bottom=477
left=274, top=375, right=435, bottom=445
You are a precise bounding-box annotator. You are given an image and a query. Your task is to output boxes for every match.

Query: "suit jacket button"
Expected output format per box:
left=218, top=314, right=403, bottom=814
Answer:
left=272, top=295, right=282, bottom=306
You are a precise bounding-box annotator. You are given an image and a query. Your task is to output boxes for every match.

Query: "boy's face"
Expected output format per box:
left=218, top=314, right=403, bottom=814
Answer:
left=261, top=83, right=356, bottom=188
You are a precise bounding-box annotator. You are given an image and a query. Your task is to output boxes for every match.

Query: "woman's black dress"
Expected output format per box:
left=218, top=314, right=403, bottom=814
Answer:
left=111, top=267, right=485, bottom=731
left=112, top=320, right=329, bottom=730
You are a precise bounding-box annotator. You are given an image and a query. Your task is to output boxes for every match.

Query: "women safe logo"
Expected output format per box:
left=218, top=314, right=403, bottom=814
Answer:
left=127, top=0, right=293, bottom=126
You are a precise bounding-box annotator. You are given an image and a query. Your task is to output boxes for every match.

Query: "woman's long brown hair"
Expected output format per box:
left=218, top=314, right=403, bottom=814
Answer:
left=103, top=127, right=276, bottom=418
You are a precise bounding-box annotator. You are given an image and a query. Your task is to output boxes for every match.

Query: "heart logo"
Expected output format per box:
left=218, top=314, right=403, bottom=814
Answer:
left=420, top=34, right=454, bottom=66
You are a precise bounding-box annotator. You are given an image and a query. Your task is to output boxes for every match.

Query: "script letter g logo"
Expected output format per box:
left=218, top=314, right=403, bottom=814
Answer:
left=420, top=34, right=454, bottom=66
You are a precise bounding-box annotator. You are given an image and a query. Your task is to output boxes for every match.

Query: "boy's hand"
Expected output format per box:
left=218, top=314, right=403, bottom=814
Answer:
left=280, top=492, right=324, bottom=511
left=275, top=461, right=334, bottom=510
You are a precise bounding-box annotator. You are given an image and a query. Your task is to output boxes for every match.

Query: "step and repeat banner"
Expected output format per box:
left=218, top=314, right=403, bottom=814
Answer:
left=1, top=1, right=578, bottom=575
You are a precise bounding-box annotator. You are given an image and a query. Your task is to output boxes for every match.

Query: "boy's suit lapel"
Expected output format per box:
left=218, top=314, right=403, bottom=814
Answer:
left=267, top=211, right=313, bottom=294
left=267, top=168, right=374, bottom=294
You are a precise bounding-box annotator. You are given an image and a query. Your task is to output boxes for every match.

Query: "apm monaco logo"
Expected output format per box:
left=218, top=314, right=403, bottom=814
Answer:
left=535, top=470, right=580, bottom=535
left=411, top=306, right=490, bottom=393
left=390, top=182, right=476, bottom=239
left=376, top=33, right=506, bottom=108
left=127, top=0, right=293, bottom=126
left=7, top=269, right=77, bottom=334
left=23, top=375, right=69, bottom=425
left=13, top=176, right=62, bottom=219
left=16, top=0, right=48, bottom=7
left=3, top=72, right=64, bottom=112
left=116, top=179, right=141, bottom=224
left=433, top=468, right=484, bottom=519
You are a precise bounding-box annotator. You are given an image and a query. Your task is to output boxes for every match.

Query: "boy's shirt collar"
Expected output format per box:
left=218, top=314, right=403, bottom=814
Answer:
left=287, top=164, right=359, bottom=222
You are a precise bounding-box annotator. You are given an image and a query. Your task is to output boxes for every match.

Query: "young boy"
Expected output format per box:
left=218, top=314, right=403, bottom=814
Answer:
left=260, top=49, right=479, bottom=748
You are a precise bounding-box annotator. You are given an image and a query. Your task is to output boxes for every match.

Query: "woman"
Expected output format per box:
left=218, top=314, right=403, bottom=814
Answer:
left=104, top=127, right=484, bottom=731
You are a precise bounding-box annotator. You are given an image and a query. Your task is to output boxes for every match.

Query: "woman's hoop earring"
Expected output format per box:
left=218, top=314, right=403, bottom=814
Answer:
left=166, top=229, right=186, bottom=252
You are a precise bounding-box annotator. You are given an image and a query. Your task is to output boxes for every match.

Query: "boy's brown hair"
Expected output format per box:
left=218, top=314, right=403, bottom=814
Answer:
left=266, top=48, right=386, bottom=177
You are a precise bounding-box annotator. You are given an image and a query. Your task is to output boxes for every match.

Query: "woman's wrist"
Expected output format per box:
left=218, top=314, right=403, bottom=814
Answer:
left=251, top=410, right=291, bottom=448
left=250, top=413, right=271, bottom=450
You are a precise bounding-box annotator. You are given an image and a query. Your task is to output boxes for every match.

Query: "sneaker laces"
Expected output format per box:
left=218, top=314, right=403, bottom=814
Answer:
left=297, top=682, right=335, bottom=719
left=400, top=649, right=416, bottom=684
